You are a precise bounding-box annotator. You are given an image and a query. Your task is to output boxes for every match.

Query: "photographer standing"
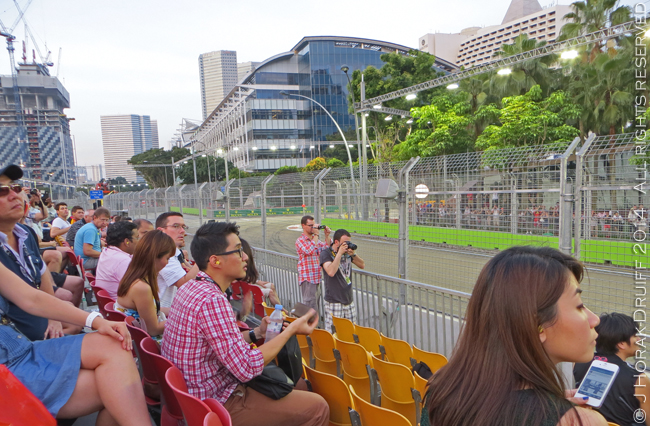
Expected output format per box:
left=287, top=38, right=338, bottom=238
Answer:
left=320, top=229, right=364, bottom=333
left=296, top=215, right=331, bottom=312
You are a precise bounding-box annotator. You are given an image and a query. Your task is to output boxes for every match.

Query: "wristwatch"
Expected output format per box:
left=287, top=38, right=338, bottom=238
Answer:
left=249, top=329, right=259, bottom=343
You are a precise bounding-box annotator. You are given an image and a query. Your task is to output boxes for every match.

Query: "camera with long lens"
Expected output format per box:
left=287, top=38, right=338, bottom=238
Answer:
left=316, top=225, right=327, bottom=230
left=345, top=242, right=357, bottom=251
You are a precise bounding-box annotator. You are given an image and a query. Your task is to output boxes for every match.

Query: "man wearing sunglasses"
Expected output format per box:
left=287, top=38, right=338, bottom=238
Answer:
left=162, top=221, right=328, bottom=426
left=0, top=164, right=80, bottom=339
left=155, top=212, right=199, bottom=308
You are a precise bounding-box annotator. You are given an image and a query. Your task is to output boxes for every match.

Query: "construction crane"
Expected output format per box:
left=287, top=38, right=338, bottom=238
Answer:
left=0, top=27, right=27, bottom=155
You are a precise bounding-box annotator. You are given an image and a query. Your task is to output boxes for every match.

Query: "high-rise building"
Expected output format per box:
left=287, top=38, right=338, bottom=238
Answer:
left=237, top=61, right=260, bottom=82
left=0, top=63, right=76, bottom=184
left=100, top=115, right=155, bottom=182
left=151, top=119, right=159, bottom=149
left=419, top=0, right=571, bottom=67
left=198, top=50, right=239, bottom=120
left=88, top=164, right=105, bottom=182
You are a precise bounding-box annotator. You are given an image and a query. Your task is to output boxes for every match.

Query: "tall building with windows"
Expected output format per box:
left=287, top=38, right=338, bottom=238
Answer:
left=151, top=119, right=159, bottom=149
left=0, top=63, right=76, bottom=184
left=191, top=36, right=456, bottom=172
left=100, top=115, right=155, bottom=182
left=419, top=0, right=571, bottom=67
left=199, top=50, right=239, bottom=120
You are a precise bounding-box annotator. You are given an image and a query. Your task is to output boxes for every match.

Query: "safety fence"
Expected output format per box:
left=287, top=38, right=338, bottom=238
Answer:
left=252, top=247, right=469, bottom=358
left=98, top=132, right=646, bottom=317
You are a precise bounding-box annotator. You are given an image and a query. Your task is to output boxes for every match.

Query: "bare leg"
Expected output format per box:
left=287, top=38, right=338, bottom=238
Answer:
left=62, top=275, right=84, bottom=307
left=56, top=333, right=149, bottom=425
left=43, top=250, right=62, bottom=273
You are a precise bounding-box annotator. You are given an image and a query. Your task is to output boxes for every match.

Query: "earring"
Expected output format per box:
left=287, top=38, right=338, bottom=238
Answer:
left=538, top=325, right=544, bottom=333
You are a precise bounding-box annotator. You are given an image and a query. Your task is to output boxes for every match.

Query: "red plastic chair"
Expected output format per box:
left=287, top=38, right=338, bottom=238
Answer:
left=203, top=412, right=221, bottom=426
left=65, top=250, right=82, bottom=276
left=125, top=317, right=160, bottom=405
left=0, top=365, right=56, bottom=426
left=140, top=338, right=184, bottom=426
left=104, top=301, right=127, bottom=322
left=166, top=367, right=232, bottom=426
left=241, top=282, right=265, bottom=318
left=203, top=399, right=232, bottom=426
left=95, top=289, right=114, bottom=318
left=230, top=281, right=243, bottom=301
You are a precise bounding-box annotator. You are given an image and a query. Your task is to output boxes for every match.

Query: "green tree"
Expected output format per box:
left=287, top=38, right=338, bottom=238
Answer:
left=304, top=157, right=327, bottom=171
left=322, top=144, right=358, bottom=164
left=176, top=156, right=237, bottom=185
left=129, top=147, right=190, bottom=188
left=274, top=165, right=300, bottom=175
left=326, top=158, right=345, bottom=168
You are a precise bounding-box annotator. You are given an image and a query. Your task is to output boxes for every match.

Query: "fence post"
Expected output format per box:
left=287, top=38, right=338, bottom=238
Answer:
left=573, top=134, right=596, bottom=259
left=454, top=176, right=461, bottom=230
left=198, top=182, right=208, bottom=225
left=398, top=157, right=420, bottom=279
left=510, top=172, right=518, bottom=234
left=164, top=186, right=172, bottom=213
left=559, top=137, right=582, bottom=255
left=333, top=181, right=343, bottom=219
left=313, top=168, right=329, bottom=224
left=224, top=178, right=235, bottom=221
left=261, top=175, right=274, bottom=250
left=179, top=185, right=187, bottom=215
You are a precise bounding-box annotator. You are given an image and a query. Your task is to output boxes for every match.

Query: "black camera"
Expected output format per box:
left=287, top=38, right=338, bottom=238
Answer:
left=316, top=225, right=327, bottom=230
left=345, top=242, right=357, bottom=251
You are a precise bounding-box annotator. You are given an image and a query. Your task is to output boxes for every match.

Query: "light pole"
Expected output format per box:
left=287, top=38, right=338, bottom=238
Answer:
left=280, top=90, right=359, bottom=218
left=217, top=149, right=229, bottom=183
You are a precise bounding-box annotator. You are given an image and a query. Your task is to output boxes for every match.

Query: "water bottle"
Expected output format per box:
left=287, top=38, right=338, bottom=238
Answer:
left=265, top=304, right=284, bottom=342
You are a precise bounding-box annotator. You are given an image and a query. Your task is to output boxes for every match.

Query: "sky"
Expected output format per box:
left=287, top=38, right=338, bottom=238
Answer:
left=0, top=0, right=643, bottom=168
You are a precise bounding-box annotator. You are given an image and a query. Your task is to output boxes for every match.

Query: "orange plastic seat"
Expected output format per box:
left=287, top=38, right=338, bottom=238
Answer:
left=350, top=385, right=411, bottom=426
left=410, top=345, right=448, bottom=374
left=334, top=337, right=373, bottom=403
left=380, top=334, right=413, bottom=368
left=304, top=365, right=355, bottom=426
left=371, top=354, right=420, bottom=426
left=140, top=338, right=184, bottom=426
left=354, top=324, right=384, bottom=358
left=296, top=333, right=312, bottom=365
left=332, top=316, right=356, bottom=343
left=414, top=371, right=428, bottom=402
left=309, top=328, right=338, bottom=376
left=263, top=304, right=275, bottom=317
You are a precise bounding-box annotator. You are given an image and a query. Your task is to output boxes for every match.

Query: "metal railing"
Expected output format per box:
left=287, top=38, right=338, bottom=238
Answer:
left=253, top=247, right=469, bottom=358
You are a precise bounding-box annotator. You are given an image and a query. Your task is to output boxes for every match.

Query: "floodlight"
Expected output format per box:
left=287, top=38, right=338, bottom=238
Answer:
left=405, top=93, right=417, bottom=100
left=497, top=68, right=512, bottom=75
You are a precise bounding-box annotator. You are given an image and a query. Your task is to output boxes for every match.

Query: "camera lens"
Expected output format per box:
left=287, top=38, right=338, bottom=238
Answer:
left=317, top=225, right=326, bottom=230
left=346, top=242, right=357, bottom=251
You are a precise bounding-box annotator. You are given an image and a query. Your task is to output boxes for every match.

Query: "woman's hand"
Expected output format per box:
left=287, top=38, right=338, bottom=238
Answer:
left=93, top=317, right=132, bottom=351
left=44, top=319, right=64, bottom=339
left=565, top=389, right=589, bottom=406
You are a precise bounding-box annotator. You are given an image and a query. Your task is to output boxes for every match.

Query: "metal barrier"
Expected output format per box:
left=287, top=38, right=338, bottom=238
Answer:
left=252, top=247, right=469, bottom=358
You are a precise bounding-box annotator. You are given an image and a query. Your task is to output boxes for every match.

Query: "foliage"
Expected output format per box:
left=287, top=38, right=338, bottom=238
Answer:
left=303, top=157, right=327, bottom=171
left=322, top=144, right=358, bottom=164
left=326, top=158, right=345, bottom=168
left=274, top=166, right=300, bottom=175
left=129, top=147, right=189, bottom=188
left=176, top=156, right=238, bottom=185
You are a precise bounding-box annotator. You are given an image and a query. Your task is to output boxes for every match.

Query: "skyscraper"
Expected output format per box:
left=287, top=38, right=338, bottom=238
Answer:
left=151, top=119, right=159, bottom=149
left=198, top=50, right=238, bottom=120
left=100, top=115, right=154, bottom=182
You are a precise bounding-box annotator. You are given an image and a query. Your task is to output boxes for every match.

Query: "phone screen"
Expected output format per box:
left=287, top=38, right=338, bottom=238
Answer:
left=578, top=366, right=616, bottom=399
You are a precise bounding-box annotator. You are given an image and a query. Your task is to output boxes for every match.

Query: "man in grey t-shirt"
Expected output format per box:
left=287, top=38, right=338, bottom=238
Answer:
left=319, top=229, right=365, bottom=333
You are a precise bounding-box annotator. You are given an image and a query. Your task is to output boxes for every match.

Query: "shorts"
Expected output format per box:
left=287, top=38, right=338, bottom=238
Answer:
left=51, top=272, right=66, bottom=288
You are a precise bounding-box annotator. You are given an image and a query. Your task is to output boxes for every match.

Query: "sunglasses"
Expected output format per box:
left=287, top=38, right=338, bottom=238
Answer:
left=0, top=184, right=22, bottom=197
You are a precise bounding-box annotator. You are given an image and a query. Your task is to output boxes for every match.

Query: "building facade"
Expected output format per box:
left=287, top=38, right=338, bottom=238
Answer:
left=0, top=63, right=76, bottom=184
left=192, top=36, right=456, bottom=172
left=199, top=50, right=239, bottom=120
left=100, top=114, right=156, bottom=182
left=419, top=0, right=570, bottom=67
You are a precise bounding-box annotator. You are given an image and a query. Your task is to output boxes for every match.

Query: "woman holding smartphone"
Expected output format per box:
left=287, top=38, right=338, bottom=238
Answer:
left=423, top=246, right=606, bottom=426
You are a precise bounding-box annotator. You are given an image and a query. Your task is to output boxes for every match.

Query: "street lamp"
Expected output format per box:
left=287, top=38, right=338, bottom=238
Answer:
left=280, top=90, right=359, bottom=217
left=340, top=65, right=363, bottom=168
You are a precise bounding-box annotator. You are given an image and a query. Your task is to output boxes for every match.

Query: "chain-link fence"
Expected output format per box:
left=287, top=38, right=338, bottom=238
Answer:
left=99, top=133, right=646, bottom=317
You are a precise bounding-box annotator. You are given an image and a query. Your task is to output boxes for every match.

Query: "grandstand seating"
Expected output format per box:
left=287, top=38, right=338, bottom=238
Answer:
left=350, top=385, right=411, bottom=426
left=204, top=412, right=221, bottom=426
left=410, top=345, right=448, bottom=374
left=125, top=316, right=160, bottom=406
left=297, top=334, right=312, bottom=366
left=230, top=281, right=243, bottom=301
left=353, top=325, right=385, bottom=359
left=413, top=372, right=428, bottom=401
left=95, top=289, right=114, bottom=318
left=370, top=354, right=421, bottom=426
left=333, top=337, right=373, bottom=403
left=0, top=365, right=56, bottom=426
left=104, top=301, right=127, bottom=322
left=166, top=366, right=231, bottom=426
left=309, top=328, right=338, bottom=376
left=380, top=334, right=413, bottom=368
left=304, top=364, right=355, bottom=426
left=140, top=338, right=185, bottom=426
left=332, top=316, right=356, bottom=343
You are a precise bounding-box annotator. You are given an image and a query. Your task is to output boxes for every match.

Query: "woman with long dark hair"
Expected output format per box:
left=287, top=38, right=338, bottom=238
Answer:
left=424, top=246, right=605, bottom=426
left=116, top=230, right=175, bottom=339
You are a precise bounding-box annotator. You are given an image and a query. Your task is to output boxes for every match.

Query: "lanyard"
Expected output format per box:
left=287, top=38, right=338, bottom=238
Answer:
left=1, top=240, right=41, bottom=288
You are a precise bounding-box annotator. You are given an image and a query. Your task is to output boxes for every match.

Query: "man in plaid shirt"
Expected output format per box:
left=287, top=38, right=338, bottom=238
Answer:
left=295, top=215, right=330, bottom=312
left=162, top=221, right=328, bottom=426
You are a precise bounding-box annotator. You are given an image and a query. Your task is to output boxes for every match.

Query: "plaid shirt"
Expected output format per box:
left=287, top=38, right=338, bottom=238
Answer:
left=161, top=271, right=264, bottom=403
left=296, top=233, right=328, bottom=284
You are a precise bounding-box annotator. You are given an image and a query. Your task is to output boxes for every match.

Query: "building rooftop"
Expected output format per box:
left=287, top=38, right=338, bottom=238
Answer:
left=502, top=0, right=543, bottom=24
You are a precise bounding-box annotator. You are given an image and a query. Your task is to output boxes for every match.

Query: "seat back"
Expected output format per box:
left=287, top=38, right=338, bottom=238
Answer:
left=140, top=338, right=183, bottom=420
left=203, top=399, right=232, bottom=426
left=310, top=329, right=337, bottom=375
left=380, top=334, right=413, bottom=368
left=104, top=302, right=127, bottom=322
left=125, top=317, right=157, bottom=385
left=263, top=304, right=274, bottom=317
left=332, top=316, right=356, bottom=343
left=413, top=371, right=428, bottom=402
left=371, top=354, right=418, bottom=425
left=354, top=325, right=383, bottom=357
left=230, top=281, right=243, bottom=301
left=411, top=346, right=448, bottom=374
left=296, top=334, right=312, bottom=366
left=165, top=366, right=212, bottom=426
left=203, top=412, right=222, bottom=426
left=349, top=385, right=411, bottom=426
left=304, top=365, right=354, bottom=426
left=247, top=284, right=266, bottom=317
left=95, top=290, right=114, bottom=318
left=0, top=365, right=56, bottom=426
left=334, top=337, right=372, bottom=403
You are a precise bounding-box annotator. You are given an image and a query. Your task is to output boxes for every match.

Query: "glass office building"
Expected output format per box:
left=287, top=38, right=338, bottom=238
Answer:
left=231, top=37, right=456, bottom=171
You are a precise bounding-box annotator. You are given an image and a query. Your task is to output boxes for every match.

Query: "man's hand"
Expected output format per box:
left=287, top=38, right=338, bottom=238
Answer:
left=324, top=226, right=331, bottom=238
left=241, top=291, right=253, bottom=318
left=258, top=316, right=270, bottom=335
left=287, top=310, right=319, bottom=335
left=44, top=320, right=64, bottom=339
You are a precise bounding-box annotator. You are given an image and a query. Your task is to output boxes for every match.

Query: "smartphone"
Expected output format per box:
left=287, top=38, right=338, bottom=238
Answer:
left=574, top=360, right=620, bottom=408
left=291, top=302, right=317, bottom=325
